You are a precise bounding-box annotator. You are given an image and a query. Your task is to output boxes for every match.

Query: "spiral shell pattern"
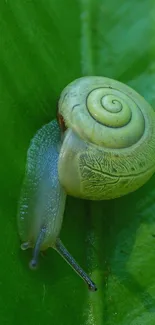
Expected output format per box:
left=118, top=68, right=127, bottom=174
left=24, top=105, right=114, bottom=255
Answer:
left=58, top=76, right=151, bottom=149
left=58, top=76, right=155, bottom=200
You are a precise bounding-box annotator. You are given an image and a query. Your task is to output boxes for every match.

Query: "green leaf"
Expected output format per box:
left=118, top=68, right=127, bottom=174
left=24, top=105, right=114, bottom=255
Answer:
left=1, top=0, right=155, bottom=324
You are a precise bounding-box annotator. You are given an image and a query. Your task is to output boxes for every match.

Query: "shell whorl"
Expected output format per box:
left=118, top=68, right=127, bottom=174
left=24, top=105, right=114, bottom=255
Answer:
left=58, top=76, right=155, bottom=200
left=58, top=76, right=155, bottom=150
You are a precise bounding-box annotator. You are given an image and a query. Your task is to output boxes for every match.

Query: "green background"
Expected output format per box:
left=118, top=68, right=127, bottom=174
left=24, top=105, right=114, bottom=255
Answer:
left=1, top=0, right=155, bottom=324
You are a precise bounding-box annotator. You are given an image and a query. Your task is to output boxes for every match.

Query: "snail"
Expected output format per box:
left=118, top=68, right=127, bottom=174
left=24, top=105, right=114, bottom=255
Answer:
left=17, top=76, right=155, bottom=291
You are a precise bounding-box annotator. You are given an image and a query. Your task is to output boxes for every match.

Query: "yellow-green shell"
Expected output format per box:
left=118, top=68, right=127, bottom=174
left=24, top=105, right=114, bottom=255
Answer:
left=58, top=76, right=155, bottom=200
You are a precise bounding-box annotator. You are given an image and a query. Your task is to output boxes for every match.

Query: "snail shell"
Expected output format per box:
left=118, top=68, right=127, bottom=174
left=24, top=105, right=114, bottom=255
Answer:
left=58, top=76, right=155, bottom=200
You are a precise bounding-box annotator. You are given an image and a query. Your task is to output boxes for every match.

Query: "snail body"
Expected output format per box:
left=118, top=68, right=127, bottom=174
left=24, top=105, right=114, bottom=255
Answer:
left=18, top=121, right=66, bottom=251
left=17, top=76, right=155, bottom=291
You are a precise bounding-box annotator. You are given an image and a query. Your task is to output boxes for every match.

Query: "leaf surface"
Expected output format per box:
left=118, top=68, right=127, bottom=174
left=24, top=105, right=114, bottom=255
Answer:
left=1, top=0, right=155, bottom=324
